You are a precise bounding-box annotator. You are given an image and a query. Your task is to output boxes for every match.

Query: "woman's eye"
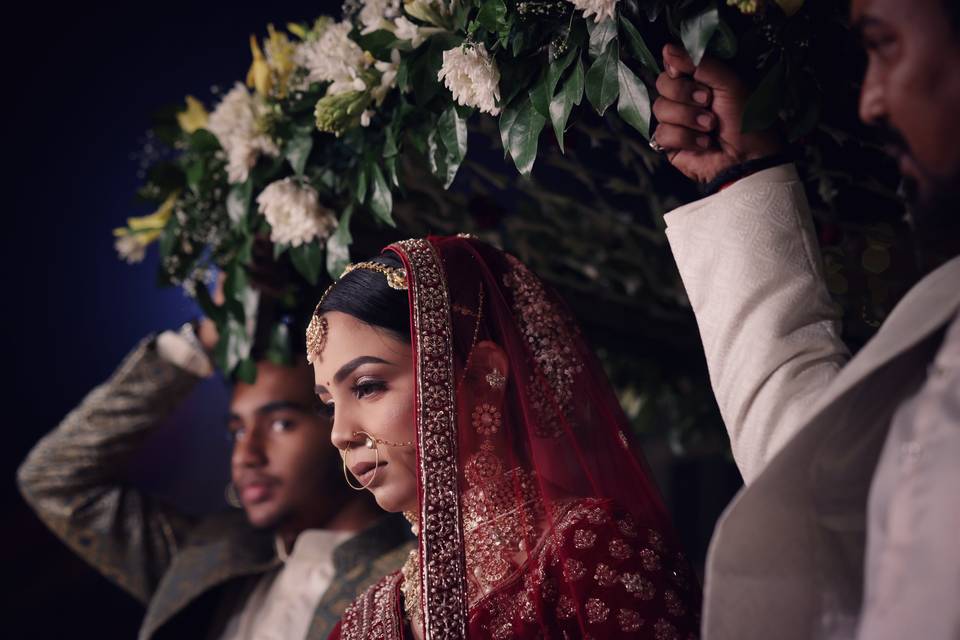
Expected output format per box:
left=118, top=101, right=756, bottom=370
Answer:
left=352, top=379, right=387, bottom=399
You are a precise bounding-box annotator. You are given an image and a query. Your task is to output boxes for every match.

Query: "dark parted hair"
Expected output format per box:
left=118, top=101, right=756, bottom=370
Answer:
left=317, top=253, right=411, bottom=341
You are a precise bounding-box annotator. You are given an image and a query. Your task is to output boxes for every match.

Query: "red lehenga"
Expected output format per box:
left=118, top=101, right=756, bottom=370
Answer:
left=326, top=237, right=701, bottom=640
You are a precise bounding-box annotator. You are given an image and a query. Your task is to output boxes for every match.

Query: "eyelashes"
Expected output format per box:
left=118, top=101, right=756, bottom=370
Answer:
left=317, top=377, right=388, bottom=417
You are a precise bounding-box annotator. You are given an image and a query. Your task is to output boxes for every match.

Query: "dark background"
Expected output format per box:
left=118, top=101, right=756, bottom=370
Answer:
left=5, top=3, right=740, bottom=637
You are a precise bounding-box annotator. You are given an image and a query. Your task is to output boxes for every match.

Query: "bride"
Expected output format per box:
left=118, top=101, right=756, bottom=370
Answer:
left=308, top=236, right=700, bottom=639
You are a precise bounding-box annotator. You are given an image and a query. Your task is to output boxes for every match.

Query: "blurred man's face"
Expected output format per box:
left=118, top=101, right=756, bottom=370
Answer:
left=854, top=0, right=960, bottom=229
left=229, top=360, right=343, bottom=531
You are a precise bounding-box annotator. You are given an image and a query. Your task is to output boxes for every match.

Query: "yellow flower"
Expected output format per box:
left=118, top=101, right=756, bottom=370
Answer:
left=774, top=0, right=804, bottom=16
left=247, top=34, right=272, bottom=96
left=176, top=95, right=208, bottom=133
left=113, top=192, right=178, bottom=247
left=265, top=24, right=297, bottom=98
left=287, top=22, right=308, bottom=40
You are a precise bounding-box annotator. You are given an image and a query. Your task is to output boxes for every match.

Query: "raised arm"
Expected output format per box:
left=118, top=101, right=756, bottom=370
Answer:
left=17, top=330, right=211, bottom=603
left=653, top=45, right=850, bottom=482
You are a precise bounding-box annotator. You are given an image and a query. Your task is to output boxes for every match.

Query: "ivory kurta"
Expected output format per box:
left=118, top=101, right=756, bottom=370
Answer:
left=664, top=164, right=960, bottom=640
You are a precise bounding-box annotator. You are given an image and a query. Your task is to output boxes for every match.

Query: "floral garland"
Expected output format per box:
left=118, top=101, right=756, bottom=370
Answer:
left=115, top=0, right=908, bottom=464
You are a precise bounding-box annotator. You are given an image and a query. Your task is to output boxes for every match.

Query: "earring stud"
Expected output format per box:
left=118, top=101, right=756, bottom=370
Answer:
left=486, top=368, right=506, bottom=390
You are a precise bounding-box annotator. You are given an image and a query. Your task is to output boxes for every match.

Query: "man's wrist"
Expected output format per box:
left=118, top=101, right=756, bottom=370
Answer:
left=703, top=151, right=796, bottom=195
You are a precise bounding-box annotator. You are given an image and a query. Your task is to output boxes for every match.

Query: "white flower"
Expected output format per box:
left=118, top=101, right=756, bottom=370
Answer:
left=360, top=109, right=375, bottom=127
left=371, top=49, right=402, bottom=103
left=256, top=178, right=337, bottom=247
left=437, top=43, right=501, bottom=115
left=294, top=21, right=370, bottom=94
left=206, top=83, right=280, bottom=184
left=566, top=0, right=619, bottom=23
left=359, top=0, right=402, bottom=34
left=114, top=235, right=146, bottom=264
left=392, top=16, right=433, bottom=48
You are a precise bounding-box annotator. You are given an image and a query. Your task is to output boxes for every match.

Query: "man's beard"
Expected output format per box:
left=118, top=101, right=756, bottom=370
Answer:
left=901, top=166, right=960, bottom=261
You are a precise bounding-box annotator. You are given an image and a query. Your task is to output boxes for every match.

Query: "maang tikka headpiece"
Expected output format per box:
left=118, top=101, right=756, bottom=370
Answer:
left=305, top=261, right=408, bottom=364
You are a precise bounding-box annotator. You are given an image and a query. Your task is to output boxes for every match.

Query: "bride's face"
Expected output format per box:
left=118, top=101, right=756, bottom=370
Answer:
left=313, top=311, right=418, bottom=514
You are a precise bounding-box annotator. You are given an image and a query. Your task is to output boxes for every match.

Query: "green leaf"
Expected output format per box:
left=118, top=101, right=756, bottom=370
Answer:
left=265, top=321, right=292, bottom=366
left=549, top=58, right=584, bottom=153
left=358, top=29, right=400, bottom=58
left=188, top=129, right=221, bottom=153
left=284, top=132, right=313, bottom=176
left=585, top=40, right=620, bottom=116
left=708, top=18, right=737, bottom=59
left=289, top=241, right=324, bottom=286
left=355, top=165, right=368, bottom=203
left=619, top=17, right=660, bottom=73
left=477, top=0, right=508, bottom=33
left=226, top=179, right=253, bottom=225
left=437, top=105, right=469, bottom=187
left=326, top=224, right=352, bottom=280
left=235, top=357, right=258, bottom=383
left=680, top=2, right=719, bottom=66
left=616, top=61, right=652, bottom=139
left=499, top=96, right=547, bottom=177
left=588, top=18, right=617, bottom=58
left=742, top=57, right=786, bottom=133
left=194, top=280, right=226, bottom=325
left=185, top=159, right=204, bottom=190
left=530, top=47, right=578, bottom=118
left=367, top=163, right=395, bottom=226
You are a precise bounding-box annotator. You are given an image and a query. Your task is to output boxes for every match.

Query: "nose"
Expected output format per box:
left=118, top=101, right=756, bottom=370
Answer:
left=330, top=411, right=364, bottom=453
left=232, top=425, right=267, bottom=469
left=858, top=64, right=885, bottom=126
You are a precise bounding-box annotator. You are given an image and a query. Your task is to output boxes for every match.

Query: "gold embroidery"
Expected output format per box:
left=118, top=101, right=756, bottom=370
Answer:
left=618, top=608, right=644, bottom=632
left=654, top=618, right=680, bottom=640
left=574, top=529, right=597, bottom=549
left=609, top=538, right=633, bottom=561
left=389, top=239, right=468, bottom=640
left=663, top=589, right=686, bottom=617
left=556, top=594, right=576, bottom=619
left=501, top=255, right=583, bottom=438
left=585, top=598, right=610, bottom=624
left=594, top=562, right=618, bottom=587
left=563, top=557, right=587, bottom=581
left=617, top=515, right=638, bottom=538
left=646, top=528, right=665, bottom=552
left=639, top=548, right=661, bottom=572
left=620, top=572, right=656, bottom=600
left=339, top=573, right=404, bottom=640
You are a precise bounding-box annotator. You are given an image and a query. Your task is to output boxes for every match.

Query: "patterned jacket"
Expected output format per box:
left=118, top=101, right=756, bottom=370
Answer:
left=17, top=336, right=412, bottom=640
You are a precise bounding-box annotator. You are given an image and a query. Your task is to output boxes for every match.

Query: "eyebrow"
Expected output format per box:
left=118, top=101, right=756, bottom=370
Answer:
left=314, top=355, right=394, bottom=395
left=853, top=15, right=884, bottom=36
left=227, top=400, right=313, bottom=422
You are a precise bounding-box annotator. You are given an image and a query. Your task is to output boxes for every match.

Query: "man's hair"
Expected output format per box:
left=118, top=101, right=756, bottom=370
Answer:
left=945, top=0, right=960, bottom=32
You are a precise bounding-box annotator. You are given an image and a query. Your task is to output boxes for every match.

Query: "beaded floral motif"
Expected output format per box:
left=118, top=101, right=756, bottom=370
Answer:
left=654, top=618, right=680, bottom=640
left=585, top=598, right=610, bottom=625
left=557, top=594, right=577, bottom=619
left=609, top=538, right=634, bottom=561
left=563, top=558, right=587, bottom=581
left=618, top=608, right=644, bottom=632
left=501, top=255, right=583, bottom=438
left=574, top=529, right=597, bottom=549
left=594, top=562, right=619, bottom=587
left=647, top=528, right=666, bottom=553
left=617, top=515, right=639, bottom=538
left=620, top=572, right=657, bottom=600
left=639, top=548, right=662, bottom=572
left=663, top=589, right=686, bottom=618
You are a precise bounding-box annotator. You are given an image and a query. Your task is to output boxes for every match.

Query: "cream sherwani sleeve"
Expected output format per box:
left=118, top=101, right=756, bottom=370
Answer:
left=663, top=164, right=850, bottom=482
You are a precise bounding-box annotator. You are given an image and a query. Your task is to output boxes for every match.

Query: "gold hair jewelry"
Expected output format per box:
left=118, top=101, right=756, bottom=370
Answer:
left=485, top=368, right=506, bottom=390
left=340, top=262, right=408, bottom=290
left=306, top=261, right=408, bottom=364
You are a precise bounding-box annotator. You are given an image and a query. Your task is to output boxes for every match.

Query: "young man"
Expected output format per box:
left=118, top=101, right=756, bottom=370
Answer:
left=651, top=0, right=959, bottom=638
left=18, top=314, right=410, bottom=639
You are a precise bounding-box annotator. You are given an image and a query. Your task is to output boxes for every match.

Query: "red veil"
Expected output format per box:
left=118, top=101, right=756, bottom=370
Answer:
left=333, top=236, right=700, bottom=640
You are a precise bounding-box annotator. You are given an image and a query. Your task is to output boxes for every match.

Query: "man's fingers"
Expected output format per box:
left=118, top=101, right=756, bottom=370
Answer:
left=663, top=44, right=696, bottom=76
left=692, top=56, right=746, bottom=96
left=653, top=98, right=716, bottom=133
left=655, top=73, right=712, bottom=107
left=652, top=123, right=712, bottom=152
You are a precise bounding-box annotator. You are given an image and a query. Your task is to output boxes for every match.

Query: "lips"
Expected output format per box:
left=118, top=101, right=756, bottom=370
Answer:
left=237, top=477, right=278, bottom=504
left=350, top=460, right=386, bottom=485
